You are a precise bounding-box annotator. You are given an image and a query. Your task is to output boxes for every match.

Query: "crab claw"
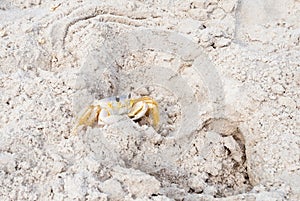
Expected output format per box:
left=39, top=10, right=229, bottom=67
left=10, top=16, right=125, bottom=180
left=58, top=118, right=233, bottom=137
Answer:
left=128, top=96, right=160, bottom=129
left=128, top=101, right=149, bottom=120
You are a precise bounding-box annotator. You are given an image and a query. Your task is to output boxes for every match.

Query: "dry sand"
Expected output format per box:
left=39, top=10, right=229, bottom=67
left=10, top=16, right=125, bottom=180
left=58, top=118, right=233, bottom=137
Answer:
left=0, top=0, right=299, bottom=200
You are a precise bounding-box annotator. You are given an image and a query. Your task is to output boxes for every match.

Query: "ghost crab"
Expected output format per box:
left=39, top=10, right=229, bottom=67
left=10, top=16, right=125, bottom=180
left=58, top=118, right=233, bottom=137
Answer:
left=73, top=93, right=159, bottom=134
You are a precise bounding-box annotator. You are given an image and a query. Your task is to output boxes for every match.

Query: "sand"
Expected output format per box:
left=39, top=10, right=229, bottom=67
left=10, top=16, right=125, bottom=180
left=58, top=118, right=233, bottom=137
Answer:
left=0, top=0, right=299, bottom=200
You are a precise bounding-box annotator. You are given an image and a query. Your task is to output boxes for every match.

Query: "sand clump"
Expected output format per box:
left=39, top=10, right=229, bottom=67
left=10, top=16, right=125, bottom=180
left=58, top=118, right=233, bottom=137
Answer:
left=0, top=0, right=299, bottom=200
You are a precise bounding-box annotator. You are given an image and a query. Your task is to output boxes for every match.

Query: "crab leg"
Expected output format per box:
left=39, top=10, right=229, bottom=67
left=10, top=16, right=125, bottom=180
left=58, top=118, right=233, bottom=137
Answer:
left=98, top=108, right=125, bottom=125
left=72, top=105, right=101, bottom=134
left=148, top=103, right=160, bottom=128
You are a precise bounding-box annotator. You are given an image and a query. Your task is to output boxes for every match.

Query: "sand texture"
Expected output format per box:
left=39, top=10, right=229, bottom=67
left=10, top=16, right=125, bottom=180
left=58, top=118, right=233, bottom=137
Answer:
left=0, top=0, right=299, bottom=200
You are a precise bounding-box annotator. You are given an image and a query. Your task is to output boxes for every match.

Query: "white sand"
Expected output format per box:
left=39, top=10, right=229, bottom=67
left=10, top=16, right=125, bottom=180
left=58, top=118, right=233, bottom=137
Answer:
left=0, top=0, right=299, bottom=200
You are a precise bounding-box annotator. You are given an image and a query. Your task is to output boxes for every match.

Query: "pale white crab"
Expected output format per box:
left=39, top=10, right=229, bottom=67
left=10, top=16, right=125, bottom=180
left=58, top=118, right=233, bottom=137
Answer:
left=73, top=94, right=159, bottom=134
